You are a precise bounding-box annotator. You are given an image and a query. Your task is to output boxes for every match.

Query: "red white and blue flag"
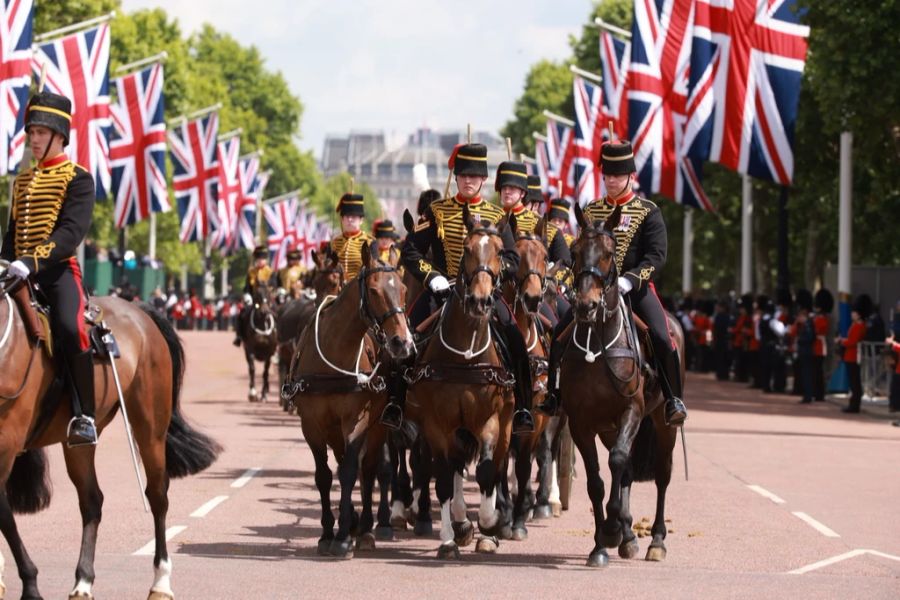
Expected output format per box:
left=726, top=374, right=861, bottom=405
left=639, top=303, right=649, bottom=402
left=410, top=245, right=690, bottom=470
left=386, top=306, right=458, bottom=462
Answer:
left=263, top=194, right=299, bottom=270
left=571, top=75, right=605, bottom=206
left=109, top=63, right=168, bottom=227
left=32, top=23, right=111, bottom=198
left=0, top=0, right=33, bottom=175
left=599, top=30, right=631, bottom=141
left=232, top=155, right=268, bottom=251
left=545, top=117, right=574, bottom=200
left=170, top=112, right=219, bottom=242
left=212, top=135, right=241, bottom=251
left=533, top=135, right=551, bottom=198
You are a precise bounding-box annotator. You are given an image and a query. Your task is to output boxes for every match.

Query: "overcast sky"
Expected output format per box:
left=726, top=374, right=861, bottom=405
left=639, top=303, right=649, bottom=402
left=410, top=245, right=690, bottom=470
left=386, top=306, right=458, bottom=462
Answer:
left=121, top=0, right=590, bottom=158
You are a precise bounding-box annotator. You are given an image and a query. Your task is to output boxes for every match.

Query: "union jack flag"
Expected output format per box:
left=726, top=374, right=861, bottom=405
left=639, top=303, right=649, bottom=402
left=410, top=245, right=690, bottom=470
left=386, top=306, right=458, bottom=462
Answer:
left=169, top=112, right=219, bottom=242
left=0, top=0, right=33, bottom=175
left=545, top=117, right=574, bottom=201
left=533, top=135, right=551, bottom=197
left=109, top=63, right=168, bottom=227
left=571, top=75, right=605, bottom=206
left=628, top=0, right=712, bottom=210
left=231, top=155, right=268, bottom=251
left=212, top=135, right=241, bottom=251
left=599, top=30, right=631, bottom=141
left=263, top=194, right=299, bottom=270
left=688, top=0, right=808, bottom=185
left=32, top=23, right=111, bottom=198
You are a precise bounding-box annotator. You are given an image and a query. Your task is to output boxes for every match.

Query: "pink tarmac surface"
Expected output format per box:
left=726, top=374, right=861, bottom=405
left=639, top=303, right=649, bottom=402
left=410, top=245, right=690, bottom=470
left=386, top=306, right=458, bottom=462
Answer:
left=4, top=330, right=899, bottom=599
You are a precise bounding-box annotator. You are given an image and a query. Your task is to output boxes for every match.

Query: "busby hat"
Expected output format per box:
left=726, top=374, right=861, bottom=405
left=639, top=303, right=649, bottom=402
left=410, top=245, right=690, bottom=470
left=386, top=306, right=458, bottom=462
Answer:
left=336, top=193, right=365, bottom=217
left=252, top=245, right=268, bottom=260
left=600, top=140, right=636, bottom=175
left=286, top=249, right=302, bottom=261
left=548, top=198, right=571, bottom=222
left=795, top=289, right=813, bottom=312
left=494, top=161, right=528, bottom=192
left=448, top=143, right=488, bottom=177
left=852, top=293, right=873, bottom=319
left=373, top=219, right=400, bottom=240
left=814, top=288, right=834, bottom=314
left=739, top=293, right=754, bottom=312
left=525, top=175, right=543, bottom=205
left=25, top=91, right=72, bottom=146
left=417, top=189, right=442, bottom=216
left=776, top=288, right=793, bottom=308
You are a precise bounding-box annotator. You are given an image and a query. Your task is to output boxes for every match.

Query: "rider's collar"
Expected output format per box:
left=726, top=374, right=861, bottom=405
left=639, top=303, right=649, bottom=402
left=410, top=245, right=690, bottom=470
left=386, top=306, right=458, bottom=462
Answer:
left=37, top=153, right=68, bottom=170
left=454, top=193, right=483, bottom=206
left=504, top=203, right=526, bottom=215
left=605, top=189, right=636, bottom=207
left=342, top=230, right=362, bottom=238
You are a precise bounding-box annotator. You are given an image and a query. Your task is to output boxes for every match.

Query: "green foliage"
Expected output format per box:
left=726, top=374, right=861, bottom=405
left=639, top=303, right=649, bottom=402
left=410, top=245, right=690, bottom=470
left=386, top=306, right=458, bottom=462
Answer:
left=501, top=60, right=573, bottom=157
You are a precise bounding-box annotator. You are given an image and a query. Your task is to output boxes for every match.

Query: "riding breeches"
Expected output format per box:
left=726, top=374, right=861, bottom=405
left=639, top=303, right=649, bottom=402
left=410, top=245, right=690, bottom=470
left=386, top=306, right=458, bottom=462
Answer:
left=630, top=282, right=677, bottom=358
left=34, top=258, right=89, bottom=353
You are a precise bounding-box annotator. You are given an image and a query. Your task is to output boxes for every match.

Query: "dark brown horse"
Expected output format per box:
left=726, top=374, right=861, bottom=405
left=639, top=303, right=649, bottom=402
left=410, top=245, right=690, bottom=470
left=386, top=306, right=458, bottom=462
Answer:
left=238, top=278, right=278, bottom=402
left=283, top=243, right=414, bottom=558
left=0, top=267, right=219, bottom=600
left=559, top=204, right=681, bottom=568
left=405, top=206, right=515, bottom=559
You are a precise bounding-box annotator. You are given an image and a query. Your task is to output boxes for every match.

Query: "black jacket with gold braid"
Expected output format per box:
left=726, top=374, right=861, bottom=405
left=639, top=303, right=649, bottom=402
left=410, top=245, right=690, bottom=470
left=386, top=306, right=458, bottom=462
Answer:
left=402, top=194, right=519, bottom=284
left=583, top=192, right=667, bottom=292
left=330, top=230, right=374, bottom=282
left=504, top=204, right=571, bottom=266
left=1, top=155, right=94, bottom=273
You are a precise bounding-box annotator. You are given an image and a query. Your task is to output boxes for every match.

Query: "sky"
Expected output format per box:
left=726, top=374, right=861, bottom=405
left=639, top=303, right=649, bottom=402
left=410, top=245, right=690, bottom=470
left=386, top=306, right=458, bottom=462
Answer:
left=121, top=0, right=592, bottom=159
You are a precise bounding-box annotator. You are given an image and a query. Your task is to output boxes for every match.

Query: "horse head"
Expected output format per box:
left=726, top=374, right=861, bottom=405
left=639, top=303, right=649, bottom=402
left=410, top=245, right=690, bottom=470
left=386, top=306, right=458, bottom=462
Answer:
left=512, top=223, right=549, bottom=315
left=358, top=241, right=414, bottom=360
left=311, top=248, right=343, bottom=300
left=457, top=203, right=505, bottom=318
left=572, top=203, right=620, bottom=323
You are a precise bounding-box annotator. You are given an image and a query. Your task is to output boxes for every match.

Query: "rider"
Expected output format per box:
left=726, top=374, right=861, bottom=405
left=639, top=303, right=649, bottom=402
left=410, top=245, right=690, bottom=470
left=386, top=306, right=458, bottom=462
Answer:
left=278, top=248, right=305, bottom=299
left=380, top=144, right=536, bottom=435
left=372, top=219, right=400, bottom=262
left=233, top=245, right=273, bottom=346
left=523, top=174, right=545, bottom=214
left=539, top=140, right=688, bottom=426
left=547, top=198, right=575, bottom=247
left=0, top=90, right=98, bottom=447
left=330, top=193, right=374, bottom=283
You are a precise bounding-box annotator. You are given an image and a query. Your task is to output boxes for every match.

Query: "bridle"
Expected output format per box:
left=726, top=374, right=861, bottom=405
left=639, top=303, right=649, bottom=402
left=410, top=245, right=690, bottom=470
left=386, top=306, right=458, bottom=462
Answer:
left=455, top=227, right=503, bottom=307
left=574, top=227, right=619, bottom=320
left=513, top=233, right=549, bottom=311
left=357, top=264, right=406, bottom=346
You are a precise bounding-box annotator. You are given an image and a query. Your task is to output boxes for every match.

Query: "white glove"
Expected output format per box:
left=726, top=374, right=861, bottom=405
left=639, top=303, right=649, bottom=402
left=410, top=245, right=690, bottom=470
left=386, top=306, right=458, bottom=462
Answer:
left=428, top=275, right=450, bottom=294
left=617, top=276, right=633, bottom=295
left=242, top=293, right=253, bottom=305
left=8, top=260, right=30, bottom=279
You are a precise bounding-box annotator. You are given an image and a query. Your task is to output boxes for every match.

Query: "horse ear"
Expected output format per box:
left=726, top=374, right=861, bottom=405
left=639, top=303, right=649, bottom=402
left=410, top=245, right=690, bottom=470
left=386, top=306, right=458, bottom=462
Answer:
left=360, top=240, right=374, bottom=267
left=537, top=215, right=548, bottom=246
left=403, top=209, right=415, bottom=234
left=311, top=249, right=319, bottom=267
left=604, top=205, right=622, bottom=232
left=462, top=202, right=475, bottom=233
left=574, top=201, right=588, bottom=230
left=326, top=246, right=339, bottom=264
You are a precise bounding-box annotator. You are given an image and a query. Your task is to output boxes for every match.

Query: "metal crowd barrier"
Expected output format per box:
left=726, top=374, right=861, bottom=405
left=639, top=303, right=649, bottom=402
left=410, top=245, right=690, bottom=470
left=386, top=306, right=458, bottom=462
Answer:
left=859, top=342, right=892, bottom=401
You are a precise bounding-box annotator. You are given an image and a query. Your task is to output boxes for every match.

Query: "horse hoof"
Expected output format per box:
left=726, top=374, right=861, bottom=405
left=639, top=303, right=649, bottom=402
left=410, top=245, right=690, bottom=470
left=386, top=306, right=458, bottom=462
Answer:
left=452, top=520, right=475, bottom=547
left=619, top=538, right=640, bottom=560
left=406, top=508, right=417, bottom=527
left=413, top=520, right=433, bottom=537
left=317, top=538, right=332, bottom=556
left=511, top=526, right=528, bottom=542
left=551, top=501, right=562, bottom=517
left=586, top=549, right=610, bottom=568
left=532, top=504, right=553, bottom=520
left=329, top=537, right=354, bottom=559
left=475, top=536, right=499, bottom=554
left=645, top=544, right=667, bottom=562
left=390, top=515, right=408, bottom=530
left=375, top=525, right=394, bottom=541
left=356, top=532, right=376, bottom=551
left=525, top=508, right=534, bottom=522
left=69, top=593, right=93, bottom=600
left=437, top=542, right=460, bottom=560
left=600, top=529, right=623, bottom=548
left=147, top=592, right=174, bottom=600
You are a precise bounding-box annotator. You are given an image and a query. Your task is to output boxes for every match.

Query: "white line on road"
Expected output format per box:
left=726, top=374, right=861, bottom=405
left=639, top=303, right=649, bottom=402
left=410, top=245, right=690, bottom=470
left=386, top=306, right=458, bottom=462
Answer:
left=231, top=467, right=262, bottom=489
left=190, top=495, right=229, bottom=518
left=747, top=484, right=786, bottom=504
left=133, top=525, right=187, bottom=556
left=789, top=548, right=900, bottom=574
left=791, top=511, right=840, bottom=538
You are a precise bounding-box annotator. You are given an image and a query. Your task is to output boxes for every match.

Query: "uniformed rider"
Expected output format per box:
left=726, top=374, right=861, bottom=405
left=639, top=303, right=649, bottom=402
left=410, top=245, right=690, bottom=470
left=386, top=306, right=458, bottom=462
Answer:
left=233, top=245, right=273, bottom=346
left=278, top=248, right=305, bottom=299
left=330, top=193, right=374, bottom=284
left=0, top=91, right=98, bottom=446
left=373, top=219, right=400, bottom=262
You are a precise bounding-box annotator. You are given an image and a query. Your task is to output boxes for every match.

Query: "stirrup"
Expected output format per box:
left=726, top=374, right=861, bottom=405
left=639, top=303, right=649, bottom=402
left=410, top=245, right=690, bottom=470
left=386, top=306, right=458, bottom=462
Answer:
left=664, top=397, right=687, bottom=427
left=380, top=403, right=403, bottom=431
left=66, top=416, right=98, bottom=448
left=512, top=409, right=535, bottom=435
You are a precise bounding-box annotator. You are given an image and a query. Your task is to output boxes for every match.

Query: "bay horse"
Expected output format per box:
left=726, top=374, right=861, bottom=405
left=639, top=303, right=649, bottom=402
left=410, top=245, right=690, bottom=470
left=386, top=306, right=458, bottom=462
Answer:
left=282, top=242, right=414, bottom=558
left=238, top=278, right=277, bottom=402
left=559, top=204, right=681, bottom=568
left=405, top=205, right=515, bottom=559
left=0, top=266, right=220, bottom=600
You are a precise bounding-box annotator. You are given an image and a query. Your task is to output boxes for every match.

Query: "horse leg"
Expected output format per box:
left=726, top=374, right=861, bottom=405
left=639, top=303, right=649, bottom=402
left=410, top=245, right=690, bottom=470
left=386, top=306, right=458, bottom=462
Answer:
left=617, top=469, right=640, bottom=559
left=433, top=455, right=459, bottom=559
left=450, top=470, right=474, bottom=547
left=311, top=445, right=335, bottom=556
left=412, top=440, right=433, bottom=537
left=0, top=491, right=41, bottom=599
left=62, top=445, right=104, bottom=599
left=474, top=434, right=504, bottom=548
left=511, top=441, right=534, bottom=541
left=260, top=358, right=270, bottom=403
left=245, top=347, right=257, bottom=402
left=647, top=423, right=675, bottom=562
left=533, top=421, right=555, bottom=519
left=374, top=443, right=394, bottom=540
left=330, top=436, right=364, bottom=558
left=602, top=408, right=641, bottom=549
left=355, top=444, right=379, bottom=551
left=388, top=437, right=410, bottom=530
left=571, top=426, right=609, bottom=568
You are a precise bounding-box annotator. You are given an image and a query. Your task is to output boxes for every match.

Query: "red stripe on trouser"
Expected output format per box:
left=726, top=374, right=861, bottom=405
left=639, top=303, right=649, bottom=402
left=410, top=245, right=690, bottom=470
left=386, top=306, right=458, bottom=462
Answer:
left=69, top=257, right=90, bottom=350
left=649, top=281, right=677, bottom=351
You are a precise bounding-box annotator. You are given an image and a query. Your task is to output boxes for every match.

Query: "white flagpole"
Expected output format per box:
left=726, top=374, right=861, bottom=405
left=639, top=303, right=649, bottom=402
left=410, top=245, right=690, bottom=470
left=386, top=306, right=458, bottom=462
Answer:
left=838, top=132, right=853, bottom=303
left=114, top=51, right=168, bottom=75
left=569, top=65, right=603, bottom=84
left=34, top=12, right=116, bottom=44
left=593, top=17, right=632, bottom=39
left=683, top=209, right=693, bottom=295
left=149, top=212, right=157, bottom=261
left=542, top=110, right=576, bottom=128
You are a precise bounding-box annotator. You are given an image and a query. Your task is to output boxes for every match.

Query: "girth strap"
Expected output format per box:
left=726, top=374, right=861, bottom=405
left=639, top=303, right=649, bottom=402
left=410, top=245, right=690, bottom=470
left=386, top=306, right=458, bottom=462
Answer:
left=283, top=371, right=386, bottom=398
left=404, top=362, right=515, bottom=388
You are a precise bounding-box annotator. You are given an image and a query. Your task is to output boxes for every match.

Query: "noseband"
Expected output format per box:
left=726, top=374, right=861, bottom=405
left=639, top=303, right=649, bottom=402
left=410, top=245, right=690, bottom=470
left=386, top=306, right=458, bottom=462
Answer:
left=514, top=233, right=549, bottom=306
left=574, top=228, right=618, bottom=292
left=456, top=228, right=502, bottom=305
left=358, top=264, right=405, bottom=345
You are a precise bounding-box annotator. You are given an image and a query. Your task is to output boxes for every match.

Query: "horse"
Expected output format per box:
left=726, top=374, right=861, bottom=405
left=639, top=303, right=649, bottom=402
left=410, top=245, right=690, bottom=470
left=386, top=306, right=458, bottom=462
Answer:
left=559, top=204, right=681, bottom=568
left=282, top=242, right=414, bottom=558
left=0, top=266, right=220, bottom=600
left=405, top=205, right=516, bottom=559
left=237, top=278, right=278, bottom=402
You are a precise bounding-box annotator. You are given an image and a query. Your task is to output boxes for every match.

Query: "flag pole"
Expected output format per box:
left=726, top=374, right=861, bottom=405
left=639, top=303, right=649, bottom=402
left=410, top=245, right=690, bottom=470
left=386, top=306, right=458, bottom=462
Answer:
left=569, top=65, right=603, bottom=84
left=217, top=128, right=242, bottom=142
left=114, top=51, right=168, bottom=75
left=542, top=110, right=575, bottom=128
left=34, top=12, right=116, bottom=44
left=593, top=17, right=632, bottom=39
left=261, top=189, right=303, bottom=205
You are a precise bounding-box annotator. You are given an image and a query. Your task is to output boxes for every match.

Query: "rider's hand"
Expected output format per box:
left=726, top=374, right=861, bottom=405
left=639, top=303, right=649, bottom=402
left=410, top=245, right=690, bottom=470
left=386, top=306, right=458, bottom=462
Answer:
left=8, top=260, right=30, bottom=279
left=242, top=293, right=253, bottom=305
left=428, top=275, right=450, bottom=295
left=617, top=276, right=633, bottom=295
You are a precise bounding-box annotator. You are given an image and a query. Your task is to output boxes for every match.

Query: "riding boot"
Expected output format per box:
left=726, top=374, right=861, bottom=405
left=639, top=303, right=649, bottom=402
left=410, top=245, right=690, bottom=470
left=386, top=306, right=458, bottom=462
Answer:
left=233, top=307, right=247, bottom=346
left=67, top=350, right=98, bottom=447
left=657, top=348, right=687, bottom=426
left=380, top=366, right=407, bottom=431
left=536, top=335, right=565, bottom=416
left=500, top=321, right=535, bottom=435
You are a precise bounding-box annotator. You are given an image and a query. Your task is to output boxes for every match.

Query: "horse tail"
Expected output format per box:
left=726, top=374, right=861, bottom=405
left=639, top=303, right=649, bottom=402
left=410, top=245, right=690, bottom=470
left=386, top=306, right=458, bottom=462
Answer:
left=629, top=416, right=658, bottom=482
left=139, top=304, right=222, bottom=479
left=6, top=449, right=53, bottom=514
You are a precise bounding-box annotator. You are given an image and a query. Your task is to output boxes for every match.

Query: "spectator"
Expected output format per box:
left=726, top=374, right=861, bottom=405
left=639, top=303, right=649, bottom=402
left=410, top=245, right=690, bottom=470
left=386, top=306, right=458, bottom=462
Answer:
left=713, top=300, right=731, bottom=381
left=794, top=291, right=816, bottom=404
left=150, top=287, right=167, bottom=315
left=885, top=334, right=900, bottom=414
left=837, top=294, right=871, bottom=414
left=864, top=303, right=885, bottom=342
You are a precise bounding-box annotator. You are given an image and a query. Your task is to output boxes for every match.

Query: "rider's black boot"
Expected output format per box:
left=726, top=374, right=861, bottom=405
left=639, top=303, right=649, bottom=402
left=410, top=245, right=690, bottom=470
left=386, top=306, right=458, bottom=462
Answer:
left=658, top=348, right=687, bottom=426
left=537, top=335, right=565, bottom=416
left=67, top=350, right=98, bottom=447
left=501, top=322, right=535, bottom=435
left=380, top=364, right=407, bottom=431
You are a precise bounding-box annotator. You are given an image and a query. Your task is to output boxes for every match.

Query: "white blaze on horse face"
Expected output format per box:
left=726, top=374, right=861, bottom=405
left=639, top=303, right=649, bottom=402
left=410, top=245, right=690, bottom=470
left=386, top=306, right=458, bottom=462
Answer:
left=439, top=500, right=454, bottom=544
left=478, top=233, right=490, bottom=251
left=451, top=472, right=467, bottom=522
left=150, top=557, right=174, bottom=597
left=387, top=277, right=395, bottom=288
left=478, top=487, right=498, bottom=529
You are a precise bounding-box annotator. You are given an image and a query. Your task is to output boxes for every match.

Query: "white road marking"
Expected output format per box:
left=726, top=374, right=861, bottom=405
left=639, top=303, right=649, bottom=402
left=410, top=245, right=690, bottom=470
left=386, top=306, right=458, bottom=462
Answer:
left=190, top=495, right=229, bottom=518
left=231, top=467, right=262, bottom=488
left=747, top=484, right=786, bottom=504
left=788, top=548, right=900, bottom=575
left=792, top=511, right=840, bottom=538
left=133, top=525, right=187, bottom=556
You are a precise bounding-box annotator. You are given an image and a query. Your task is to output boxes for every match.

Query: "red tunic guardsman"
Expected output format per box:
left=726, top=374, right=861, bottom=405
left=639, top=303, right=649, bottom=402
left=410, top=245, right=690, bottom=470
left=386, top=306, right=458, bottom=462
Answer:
left=837, top=294, right=870, bottom=413
left=812, top=288, right=834, bottom=402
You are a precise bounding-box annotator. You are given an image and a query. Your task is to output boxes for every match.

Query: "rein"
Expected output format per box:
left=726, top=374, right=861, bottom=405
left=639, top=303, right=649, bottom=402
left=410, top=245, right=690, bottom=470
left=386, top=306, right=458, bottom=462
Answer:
left=0, top=283, right=41, bottom=402
left=249, top=307, right=275, bottom=335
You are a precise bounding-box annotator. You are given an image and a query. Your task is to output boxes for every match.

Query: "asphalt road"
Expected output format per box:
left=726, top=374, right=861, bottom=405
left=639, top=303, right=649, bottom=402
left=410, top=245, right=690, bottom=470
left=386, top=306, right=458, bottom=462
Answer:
left=3, top=330, right=898, bottom=599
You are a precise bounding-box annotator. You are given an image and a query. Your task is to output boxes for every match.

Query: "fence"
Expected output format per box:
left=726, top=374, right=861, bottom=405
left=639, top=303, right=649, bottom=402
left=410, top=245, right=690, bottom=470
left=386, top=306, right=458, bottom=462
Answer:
left=859, top=342, right=894, bottom=402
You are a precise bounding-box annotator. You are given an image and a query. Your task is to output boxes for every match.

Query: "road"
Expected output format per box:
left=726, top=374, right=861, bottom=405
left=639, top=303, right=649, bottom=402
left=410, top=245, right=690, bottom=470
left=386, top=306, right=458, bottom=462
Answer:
left=4, top=330, right=899, bottom=599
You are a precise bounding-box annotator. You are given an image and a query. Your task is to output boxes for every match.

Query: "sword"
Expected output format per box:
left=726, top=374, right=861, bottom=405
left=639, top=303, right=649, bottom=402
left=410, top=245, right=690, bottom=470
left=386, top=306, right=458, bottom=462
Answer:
left=101, top=325, right=150, bottom=512
left=680, top=424, right=689, bottom=481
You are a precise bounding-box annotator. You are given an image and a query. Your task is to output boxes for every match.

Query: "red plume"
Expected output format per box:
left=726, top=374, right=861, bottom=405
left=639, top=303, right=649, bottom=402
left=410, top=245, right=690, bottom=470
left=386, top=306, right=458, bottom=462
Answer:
left=447, top=144, right=463, bottom=170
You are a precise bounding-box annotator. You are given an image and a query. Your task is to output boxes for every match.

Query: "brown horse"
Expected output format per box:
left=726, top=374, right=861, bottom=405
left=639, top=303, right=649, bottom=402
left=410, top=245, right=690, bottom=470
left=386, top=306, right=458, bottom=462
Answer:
left=282, top=242, right=413, bottom=558
left=559, top=204, right=681, bottom=568
left=0, top=267, right=220, bottom=600
left=405, top=205, right=515, bottom=559
left=238, top=278, right=278, bottom=402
